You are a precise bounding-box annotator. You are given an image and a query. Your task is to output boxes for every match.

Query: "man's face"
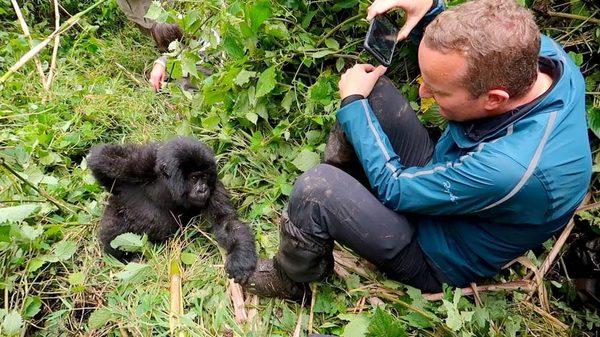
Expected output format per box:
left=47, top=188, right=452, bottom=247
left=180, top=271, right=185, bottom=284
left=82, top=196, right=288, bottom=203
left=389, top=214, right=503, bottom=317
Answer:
left=417, top=43, right=488, bottom=122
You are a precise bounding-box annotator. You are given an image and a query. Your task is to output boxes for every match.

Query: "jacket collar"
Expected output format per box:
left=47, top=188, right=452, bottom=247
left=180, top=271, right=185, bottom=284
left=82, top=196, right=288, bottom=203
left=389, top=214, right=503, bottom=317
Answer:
left=448, top=57, right=563, bottom=149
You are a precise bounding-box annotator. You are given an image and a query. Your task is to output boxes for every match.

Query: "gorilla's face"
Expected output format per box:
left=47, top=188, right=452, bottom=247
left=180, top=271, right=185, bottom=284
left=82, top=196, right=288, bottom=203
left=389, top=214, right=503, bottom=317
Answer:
left=187, top=171, right=214, bottom=207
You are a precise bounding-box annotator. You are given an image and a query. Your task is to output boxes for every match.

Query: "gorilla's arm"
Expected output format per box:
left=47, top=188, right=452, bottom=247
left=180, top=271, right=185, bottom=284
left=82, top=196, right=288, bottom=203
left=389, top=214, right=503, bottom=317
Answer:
left=88, top=143, right=158, bottom=190
left=206, top=181, right=257, bottom=283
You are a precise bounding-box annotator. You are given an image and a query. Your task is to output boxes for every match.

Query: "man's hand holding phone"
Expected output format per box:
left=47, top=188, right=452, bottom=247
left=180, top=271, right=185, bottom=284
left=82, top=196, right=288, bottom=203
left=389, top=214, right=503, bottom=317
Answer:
left=367, top=0, right=434, bottom=41
left=339, top=64, right=387, bottom=100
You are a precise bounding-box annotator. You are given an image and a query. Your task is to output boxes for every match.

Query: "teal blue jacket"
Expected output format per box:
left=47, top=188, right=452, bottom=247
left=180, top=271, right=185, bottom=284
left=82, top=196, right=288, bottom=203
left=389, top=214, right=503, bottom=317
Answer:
left=337, top=12, right=591, bottom=285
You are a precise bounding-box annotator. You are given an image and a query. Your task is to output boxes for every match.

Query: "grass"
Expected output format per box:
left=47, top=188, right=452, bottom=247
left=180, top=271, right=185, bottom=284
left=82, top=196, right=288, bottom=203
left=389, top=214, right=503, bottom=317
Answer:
left=1, top=0, right=599, bottom=336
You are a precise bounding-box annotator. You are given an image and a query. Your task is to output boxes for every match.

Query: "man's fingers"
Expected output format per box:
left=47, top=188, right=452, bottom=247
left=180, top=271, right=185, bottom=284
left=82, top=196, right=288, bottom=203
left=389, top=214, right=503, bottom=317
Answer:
left=397, top=15, right=421, bottom=41
left=354, top=63, right=376, bottom=72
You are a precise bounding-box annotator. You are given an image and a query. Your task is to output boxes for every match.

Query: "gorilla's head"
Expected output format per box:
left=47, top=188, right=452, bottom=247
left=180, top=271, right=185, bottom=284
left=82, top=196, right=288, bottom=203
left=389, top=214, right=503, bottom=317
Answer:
left=156, top=137, right=217, bottom=208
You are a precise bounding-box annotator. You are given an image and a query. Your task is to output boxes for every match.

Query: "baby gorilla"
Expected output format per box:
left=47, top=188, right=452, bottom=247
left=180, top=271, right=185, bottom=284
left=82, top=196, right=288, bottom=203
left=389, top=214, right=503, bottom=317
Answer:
left=87, top=137, right=256, bottom=283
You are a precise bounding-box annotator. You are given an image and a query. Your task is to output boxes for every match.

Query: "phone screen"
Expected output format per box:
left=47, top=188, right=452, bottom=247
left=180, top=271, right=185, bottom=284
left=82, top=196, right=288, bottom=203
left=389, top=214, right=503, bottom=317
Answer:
left=365, top=15, right=399, bottom=66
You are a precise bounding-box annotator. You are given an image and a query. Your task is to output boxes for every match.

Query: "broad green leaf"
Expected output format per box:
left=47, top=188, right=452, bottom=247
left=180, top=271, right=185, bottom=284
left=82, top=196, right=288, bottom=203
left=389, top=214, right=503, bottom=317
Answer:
left=246, top=112, right=259, bottom=124
left=442, top=299, right=462, bottom=331
left=88, top=308, right=112, bottom=329
left=336, top=57, right=346, bottom=72
left=402, top=312, right=434, bottom=329
left=0, top=204, right=40, bottom=223
left=367, top=307, right=407, bottom=337
left=568, top=51, right=584, bottom=66
left=265, top=22, right=289, bottom=40
left=144, top=1, right=164, bottom=21
left=248, top=0, right=272, bottom=32
left=234, top=70, right=257, bottom=86
left=312, top=50, right=336, bottom=59
left=223, top=32, right=245, bottom=59
left=255, top=67, right=277, bottom=98
left=69, top=272, right=86, bottom=286
left=325, top=38, right=340, bottom=50
left=292, top=150, right=320, bottom=172
left=110, top=232, right=146, bottom=252
left=115, top=262, right=151, bottom=283
left=333, top=0, right=359, bottom=11
left=51, top=240, right=78, bottom=262
left=2, top=310, right=23, bottom=335
left=281, top=90, right=294, bottom=112
left=339, top=314, right=370, bottom=337
left=27, top=258, right=45, bottom=273
left=181, top=252, right=197, bottom=265
left=22, top=297, right=42, bottom=318
left=587, top=107, right=600, bottom=138
left=20, top=224, right=43, bottom=241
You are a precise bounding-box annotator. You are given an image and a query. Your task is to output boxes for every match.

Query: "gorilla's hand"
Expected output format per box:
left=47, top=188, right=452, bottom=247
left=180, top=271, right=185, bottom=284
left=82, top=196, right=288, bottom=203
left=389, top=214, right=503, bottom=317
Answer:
left=226, top=244, right=257, bottom=283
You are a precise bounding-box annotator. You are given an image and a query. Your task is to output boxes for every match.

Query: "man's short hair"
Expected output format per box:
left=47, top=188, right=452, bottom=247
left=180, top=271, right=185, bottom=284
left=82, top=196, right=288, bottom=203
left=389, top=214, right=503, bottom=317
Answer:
left=423, top=0, right=540, bottom=98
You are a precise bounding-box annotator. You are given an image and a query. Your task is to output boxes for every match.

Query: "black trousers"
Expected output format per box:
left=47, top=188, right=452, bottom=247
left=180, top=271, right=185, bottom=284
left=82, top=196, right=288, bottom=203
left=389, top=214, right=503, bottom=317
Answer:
left=277, top=77, right=447, bottom=293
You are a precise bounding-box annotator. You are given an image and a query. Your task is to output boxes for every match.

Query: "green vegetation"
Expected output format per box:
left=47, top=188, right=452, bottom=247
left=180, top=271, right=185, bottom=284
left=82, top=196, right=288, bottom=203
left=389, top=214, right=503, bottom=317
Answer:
left=1, top=0, right=599, bottom=335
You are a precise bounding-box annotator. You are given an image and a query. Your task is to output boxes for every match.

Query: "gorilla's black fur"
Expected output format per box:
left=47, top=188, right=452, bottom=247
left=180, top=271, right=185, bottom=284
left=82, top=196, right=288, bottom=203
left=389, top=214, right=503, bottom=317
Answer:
left=87, top=137, right=256, bottom=283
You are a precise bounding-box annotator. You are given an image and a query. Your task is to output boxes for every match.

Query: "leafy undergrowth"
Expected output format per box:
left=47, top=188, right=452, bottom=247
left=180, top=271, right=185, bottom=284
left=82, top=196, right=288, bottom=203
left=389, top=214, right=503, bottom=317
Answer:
left=1, top=0, right=599, bottom=336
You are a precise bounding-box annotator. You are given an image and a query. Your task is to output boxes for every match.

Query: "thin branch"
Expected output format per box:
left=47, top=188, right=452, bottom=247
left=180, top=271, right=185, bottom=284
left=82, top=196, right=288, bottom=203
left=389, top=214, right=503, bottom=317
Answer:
left=0, top=157, right=75, bottom=213
left=547, top=11, right=600, bottom=25
left=44, top=0, right=61, bottom=90
left=10, top=0, right=47, bottom=85
left=0, top=0, right=105, bottom=84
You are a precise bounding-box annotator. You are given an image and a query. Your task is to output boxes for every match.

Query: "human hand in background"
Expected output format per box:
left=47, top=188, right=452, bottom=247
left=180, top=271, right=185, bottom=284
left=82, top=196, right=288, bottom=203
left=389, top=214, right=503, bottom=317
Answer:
left=149, top=61, right=167, bottom=92
left=338, top=64, right=387, bottom=99
left=366, top=0, right=434, bottom=41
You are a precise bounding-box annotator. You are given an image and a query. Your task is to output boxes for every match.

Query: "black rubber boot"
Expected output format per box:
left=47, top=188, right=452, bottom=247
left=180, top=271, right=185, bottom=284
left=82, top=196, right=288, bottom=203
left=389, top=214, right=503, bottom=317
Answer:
left=243, top=211, right=332, bottom=301
left=243, top=258, right=309, bottom=302
left=276, top=211, right=334, bottom=283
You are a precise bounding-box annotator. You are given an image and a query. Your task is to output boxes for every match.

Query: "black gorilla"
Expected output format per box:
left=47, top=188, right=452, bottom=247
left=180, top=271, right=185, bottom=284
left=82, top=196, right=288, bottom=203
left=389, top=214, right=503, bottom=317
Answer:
left=87, top=137, right=256, bottom=283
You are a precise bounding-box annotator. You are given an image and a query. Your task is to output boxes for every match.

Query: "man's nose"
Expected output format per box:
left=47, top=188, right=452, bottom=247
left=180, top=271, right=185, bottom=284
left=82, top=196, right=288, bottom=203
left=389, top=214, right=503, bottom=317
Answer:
left=419, top=84, right=432, bottom=99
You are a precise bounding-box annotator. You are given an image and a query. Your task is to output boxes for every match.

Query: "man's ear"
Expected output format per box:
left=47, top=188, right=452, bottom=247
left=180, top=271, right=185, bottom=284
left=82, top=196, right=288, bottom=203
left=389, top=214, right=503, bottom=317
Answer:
left=484, top=89, right=510, bottom=111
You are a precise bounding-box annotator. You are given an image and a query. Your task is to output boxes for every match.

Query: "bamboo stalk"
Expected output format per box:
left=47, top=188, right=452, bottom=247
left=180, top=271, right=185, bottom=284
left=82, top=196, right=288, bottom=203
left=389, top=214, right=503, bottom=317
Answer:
left=0, top=0, right=105, bottom=84
left=169, top=256, right=184, bottom=337
left=228, top=280, right=247, bottom=324
left=10, top=0, right=47, bottom=85
left=44, top=0, right=61, bottom=90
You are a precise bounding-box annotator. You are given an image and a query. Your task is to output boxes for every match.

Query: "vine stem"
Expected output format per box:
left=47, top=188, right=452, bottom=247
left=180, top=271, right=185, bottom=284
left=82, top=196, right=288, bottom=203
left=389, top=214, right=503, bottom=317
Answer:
left=316, top=13, right=363, bottom=47
left=0, top=158, right=75, bottom=213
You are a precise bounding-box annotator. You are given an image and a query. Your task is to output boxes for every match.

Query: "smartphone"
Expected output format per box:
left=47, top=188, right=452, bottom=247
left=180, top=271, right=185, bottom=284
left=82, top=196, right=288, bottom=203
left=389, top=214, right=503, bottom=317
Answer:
left=364, top=15, right=399, bottom=67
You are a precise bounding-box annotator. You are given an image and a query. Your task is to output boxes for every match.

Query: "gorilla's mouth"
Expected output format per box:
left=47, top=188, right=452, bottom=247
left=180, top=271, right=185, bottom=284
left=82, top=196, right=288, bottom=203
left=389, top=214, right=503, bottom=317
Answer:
left=189, top=190, right=210, bottom=206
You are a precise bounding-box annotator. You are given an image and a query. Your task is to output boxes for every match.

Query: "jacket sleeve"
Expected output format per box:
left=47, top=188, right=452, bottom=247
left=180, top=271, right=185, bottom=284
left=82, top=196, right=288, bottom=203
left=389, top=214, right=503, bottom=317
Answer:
left=337, top=99, right=526, bottom=215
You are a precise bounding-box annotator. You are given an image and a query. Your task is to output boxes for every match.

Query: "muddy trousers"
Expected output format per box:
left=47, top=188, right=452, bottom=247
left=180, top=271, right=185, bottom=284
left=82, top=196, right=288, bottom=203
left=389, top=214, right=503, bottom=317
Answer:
left=276, top=77, right=447, bottom=293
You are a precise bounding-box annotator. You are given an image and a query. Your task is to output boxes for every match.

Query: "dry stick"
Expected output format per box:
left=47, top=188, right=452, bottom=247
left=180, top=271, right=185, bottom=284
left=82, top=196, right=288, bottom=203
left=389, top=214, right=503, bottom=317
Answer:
left=10, top=0, right=47, bottom=85
left=308, top=283, right=317, bottom=334
left=422, top=281, right=534, bottom=301
left=44, top=0, right=61, bottom=90
left=0, top=0, right=105, bottom=84
left=547, top=11, right=600, bottom=25
left=115, top=63, right=145, bottom=87
left=0, top=158, right=74, bottom=213
left=292, top=296, right=307, bottom=337
left=521, top=301, right=569, bottom=331
left=246, top=295, right=259, bottom=330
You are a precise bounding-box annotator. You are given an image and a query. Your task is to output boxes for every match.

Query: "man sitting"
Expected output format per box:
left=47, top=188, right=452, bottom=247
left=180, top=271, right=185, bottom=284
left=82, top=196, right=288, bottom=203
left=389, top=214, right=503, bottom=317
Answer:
left=244, top=0, right=592, bottom=299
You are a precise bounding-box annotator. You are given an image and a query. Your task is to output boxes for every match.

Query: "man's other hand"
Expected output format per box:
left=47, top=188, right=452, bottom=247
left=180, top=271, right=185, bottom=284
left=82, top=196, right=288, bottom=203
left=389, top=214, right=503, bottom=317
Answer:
left=366, top=0, right=434, bottom=41
left=149, top=62, right=167, bottom=92
left=339, top=64, right=387, bottom=99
